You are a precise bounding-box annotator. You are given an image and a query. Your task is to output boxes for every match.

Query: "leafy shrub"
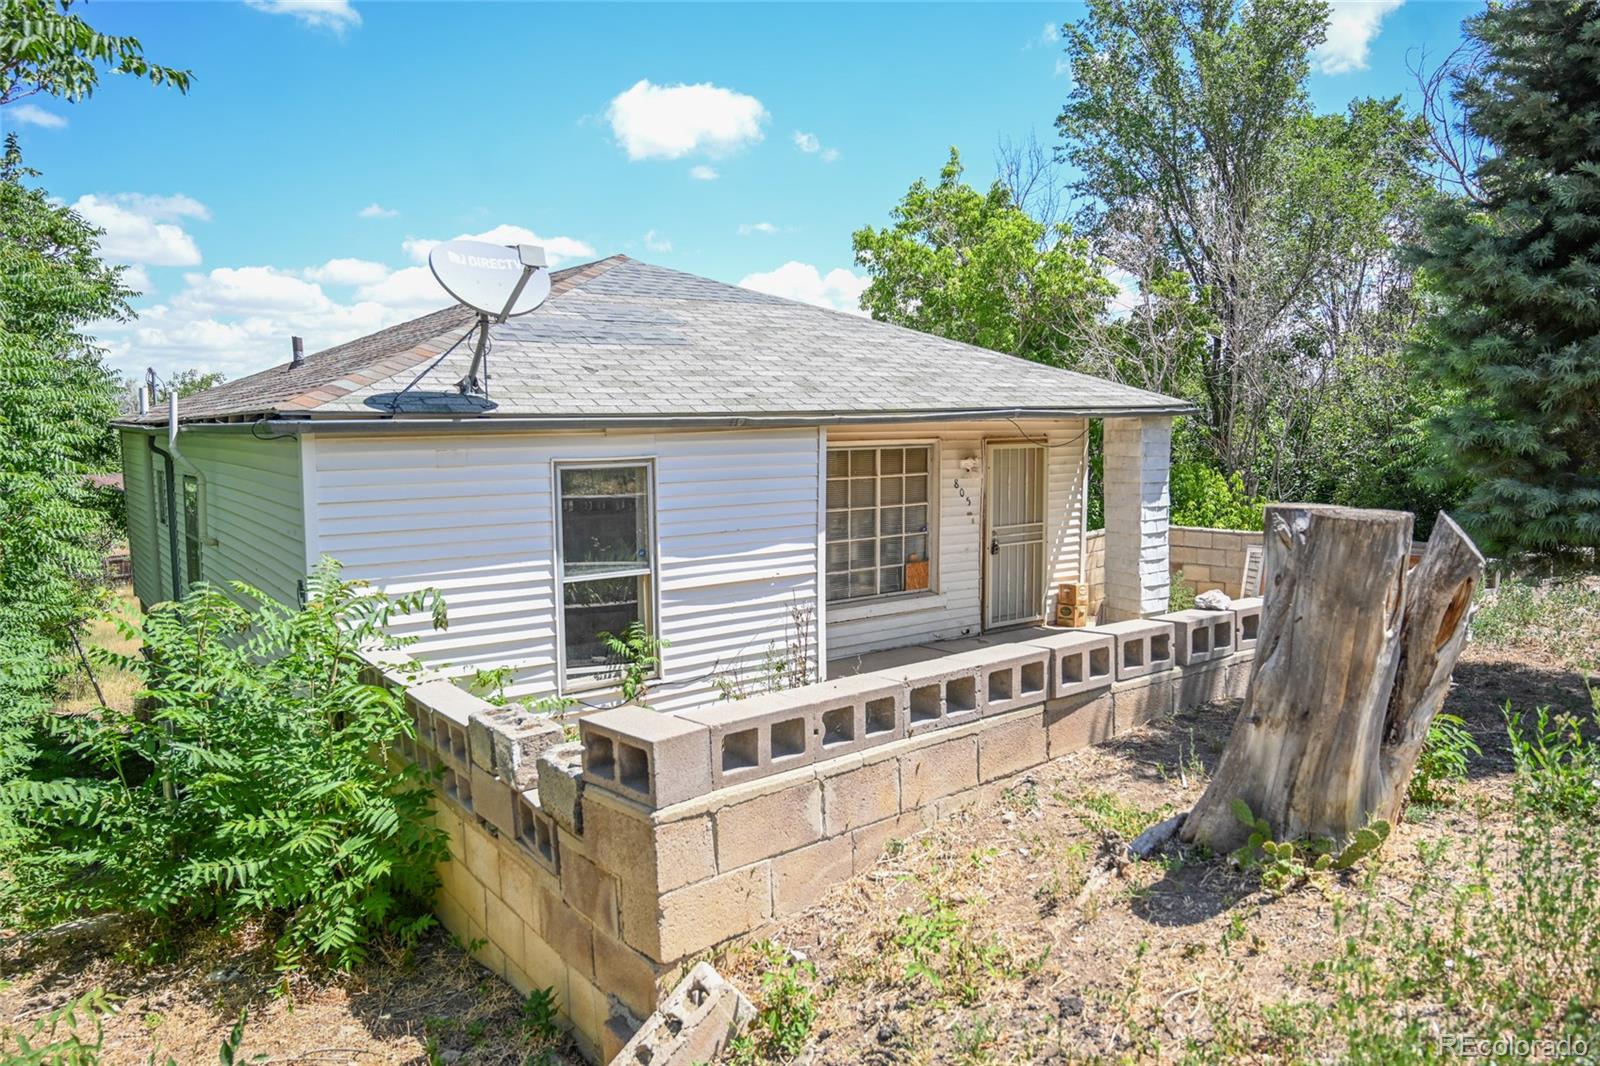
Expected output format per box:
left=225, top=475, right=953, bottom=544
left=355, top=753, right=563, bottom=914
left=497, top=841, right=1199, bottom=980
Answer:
left=1169, top=462, right=1267, bottom=531
left=599, top=620, right=668, bottom=705
left=1505, top=699, right=1600, bottom=819
left=729, top=940, right=819, bottom=1064
left=0, top=561, right=450, bottom=969
left=0, top=987, right=113, bottom=1064
left=1168, top=569, right=1198, bottom=612
left=1407, top=713, right=1480, bottom=808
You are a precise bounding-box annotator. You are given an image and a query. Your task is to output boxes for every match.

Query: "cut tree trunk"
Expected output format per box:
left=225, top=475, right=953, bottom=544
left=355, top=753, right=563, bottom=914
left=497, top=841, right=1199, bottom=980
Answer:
left=1179, top=505, right=1483, bottom=855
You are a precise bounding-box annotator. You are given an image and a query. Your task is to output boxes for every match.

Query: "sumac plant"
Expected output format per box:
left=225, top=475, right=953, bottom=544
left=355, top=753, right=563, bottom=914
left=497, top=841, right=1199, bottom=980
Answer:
left=3, top=560, right=449, bottom=969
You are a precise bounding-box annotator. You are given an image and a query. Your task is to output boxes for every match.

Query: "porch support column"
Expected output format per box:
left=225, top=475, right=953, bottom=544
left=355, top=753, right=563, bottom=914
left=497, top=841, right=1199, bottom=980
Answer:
left=1102, top=415, right=1172, bottom=621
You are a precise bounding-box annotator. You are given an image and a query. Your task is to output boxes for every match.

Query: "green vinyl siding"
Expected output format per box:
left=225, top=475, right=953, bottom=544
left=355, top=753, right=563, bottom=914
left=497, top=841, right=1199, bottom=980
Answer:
left=117, top=428, right=305, bottom=608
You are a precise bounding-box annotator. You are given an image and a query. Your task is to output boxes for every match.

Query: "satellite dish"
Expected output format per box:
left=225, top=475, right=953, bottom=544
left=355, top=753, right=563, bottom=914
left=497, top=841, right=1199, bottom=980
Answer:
left=421, top=239, right=551, bottom=398
left=428, top=239, right=551, bottom=320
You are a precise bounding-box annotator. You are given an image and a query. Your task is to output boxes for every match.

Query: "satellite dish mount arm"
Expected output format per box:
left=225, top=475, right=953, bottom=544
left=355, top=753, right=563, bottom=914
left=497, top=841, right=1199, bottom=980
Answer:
left=457, top=244, right=546, bottom=396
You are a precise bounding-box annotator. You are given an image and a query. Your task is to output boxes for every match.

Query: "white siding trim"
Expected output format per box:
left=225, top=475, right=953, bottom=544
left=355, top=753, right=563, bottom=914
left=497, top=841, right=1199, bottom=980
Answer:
left=813, top=426, right=828, bottom=681
left=300, top=432, right=321, bottom=577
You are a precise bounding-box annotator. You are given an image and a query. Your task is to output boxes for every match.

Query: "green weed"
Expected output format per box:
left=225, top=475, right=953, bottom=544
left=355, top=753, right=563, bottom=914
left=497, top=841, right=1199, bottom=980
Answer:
left=1505, top=698, right=1600, bottom=818
left=1407, top=712, right=1480, bottom=808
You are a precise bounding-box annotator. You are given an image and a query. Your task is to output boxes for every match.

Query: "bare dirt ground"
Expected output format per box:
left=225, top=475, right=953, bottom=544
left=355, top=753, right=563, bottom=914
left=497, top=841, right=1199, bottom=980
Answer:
left=4, top=585, right=1594, bottom=1064
left=713, top=639, right=1597, bottom=1064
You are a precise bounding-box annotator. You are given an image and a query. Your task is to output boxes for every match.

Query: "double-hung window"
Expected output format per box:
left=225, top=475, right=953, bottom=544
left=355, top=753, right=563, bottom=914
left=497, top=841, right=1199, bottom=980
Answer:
left=825, top=445, right=933, bottom=603
left=556, top=463, right=657, bottom=684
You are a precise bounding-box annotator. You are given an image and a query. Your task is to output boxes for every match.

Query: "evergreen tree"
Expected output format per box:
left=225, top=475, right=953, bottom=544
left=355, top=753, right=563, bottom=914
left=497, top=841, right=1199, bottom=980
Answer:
left=1410, top=0, right=1600, bottom=555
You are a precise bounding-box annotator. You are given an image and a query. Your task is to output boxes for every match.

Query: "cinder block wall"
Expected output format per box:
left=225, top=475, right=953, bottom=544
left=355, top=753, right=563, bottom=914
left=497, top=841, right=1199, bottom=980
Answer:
left=1082, top=526, right=1264, bottom=615
left=385, top=614, right=1261, bottom=1063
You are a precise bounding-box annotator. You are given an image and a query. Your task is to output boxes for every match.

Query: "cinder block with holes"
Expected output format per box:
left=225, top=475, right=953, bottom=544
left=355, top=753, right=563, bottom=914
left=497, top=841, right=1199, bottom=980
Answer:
left=1155, top=608, right=1236, bottom=666
left=1093, top=619, right=1176, bottom=681
left=408, top=679, right=485, bottom=771
left=806, top=673, right=908, bottom=760
left=889, top=656, right=985, bottom=735
left=680, top=691, right=818, bottom=789
left=960, top=642, right=1050, bottom=716
left=486, top=707, right=565, bottom=789
left=513, top=789, right=560, bottom=875
left=1021, top=629, right=1116, bottom=699
left=579, top=705, right=712, bottom=809
left=440, top=763, right=473, bottom=812
left=1232, top=596, right=1264, bottom=652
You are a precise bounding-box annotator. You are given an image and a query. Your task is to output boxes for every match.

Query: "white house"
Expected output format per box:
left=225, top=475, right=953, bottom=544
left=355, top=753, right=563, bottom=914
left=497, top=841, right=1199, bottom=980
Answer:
left=115, top=255, right=1189, bottom=713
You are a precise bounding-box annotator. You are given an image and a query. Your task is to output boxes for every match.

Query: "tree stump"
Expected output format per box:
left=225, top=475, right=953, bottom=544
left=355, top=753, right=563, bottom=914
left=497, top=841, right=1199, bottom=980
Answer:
left=1179, top=505, right=1483, bottom=854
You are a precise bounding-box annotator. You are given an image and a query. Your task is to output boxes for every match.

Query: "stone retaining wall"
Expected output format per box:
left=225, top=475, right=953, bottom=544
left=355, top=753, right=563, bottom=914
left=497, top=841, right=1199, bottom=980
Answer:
left=373, top=598, right=1265, bottom=1062
left=1083, top=525, right=1264, bottom=616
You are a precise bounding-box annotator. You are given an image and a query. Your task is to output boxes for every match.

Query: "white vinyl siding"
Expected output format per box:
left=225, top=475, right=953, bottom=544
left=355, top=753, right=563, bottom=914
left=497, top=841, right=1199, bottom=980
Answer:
left=304, top=427, right=823, bottom=713
left=825, top=419, right=1088, bottom=663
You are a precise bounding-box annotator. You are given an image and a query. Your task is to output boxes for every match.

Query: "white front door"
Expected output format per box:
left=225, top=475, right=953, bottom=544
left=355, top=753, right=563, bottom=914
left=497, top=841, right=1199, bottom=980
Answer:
left=984, top=442, right=1047, bottom=628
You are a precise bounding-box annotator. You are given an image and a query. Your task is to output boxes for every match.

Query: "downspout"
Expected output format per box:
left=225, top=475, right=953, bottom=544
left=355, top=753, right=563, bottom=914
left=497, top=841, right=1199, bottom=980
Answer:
left=147, top=393, right=184, bottom=602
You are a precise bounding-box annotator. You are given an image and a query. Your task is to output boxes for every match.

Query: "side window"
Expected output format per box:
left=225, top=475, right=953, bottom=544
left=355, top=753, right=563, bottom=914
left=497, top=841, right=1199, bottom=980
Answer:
left=556, top=463, right=656, bottom=685
left=154, top=468, right=168, bottom=526
left=182, top=475, right=202, bottom=588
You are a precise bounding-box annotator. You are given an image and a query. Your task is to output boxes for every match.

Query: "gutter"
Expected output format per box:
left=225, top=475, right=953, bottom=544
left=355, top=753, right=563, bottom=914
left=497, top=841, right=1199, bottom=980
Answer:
left=145, top=394, right=197, bottom=601
left=112, top=403, right=1200, bottom=437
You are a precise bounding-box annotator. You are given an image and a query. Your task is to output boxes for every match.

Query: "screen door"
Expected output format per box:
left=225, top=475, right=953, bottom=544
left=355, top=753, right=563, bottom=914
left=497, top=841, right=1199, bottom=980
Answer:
left=984, top=442, right=1047, bottom=628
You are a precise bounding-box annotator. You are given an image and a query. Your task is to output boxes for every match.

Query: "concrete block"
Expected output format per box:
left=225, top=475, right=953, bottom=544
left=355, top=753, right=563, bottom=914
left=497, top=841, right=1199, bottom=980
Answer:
left=488, top=709, right=565, bottom=790
left=611, top=963, right=755, bottom=1066
left=1156, top=609, right=1235, bottom=666
left=978, top=712, right=1049, bottom=783
left=773, top=835, right=855, bottom=917
left=467, top=706, right=507, bottom=772
left=583, top=796, right=716, bottom=896
left=1022, top=629, right=1115, bottom=699
left=807, top=673, right=908, bottom=759
left=714, top=779, right=823, bottom=871
left=485, top=888, right=523, bottom=965
left=963, top=643, right=1050, bottom=717
left=1093, top=619, right=1176, bottom=680
left=820, top=758, right=900, bottom=834
left=1174, top=660, right=1230, bottom=711
left=1226, top=650, right=1256, bottom=700
left=408, top=679, right=487, bottom=771
left=1112, top=672, right=1176, bottom=730
left=513, top=789, right=560, bottom=876
left=1044, top=689, right=1115, bottom=757
left=469, top=763, right=515, bottom=837
left=851, top=809, right=935, bottom=874
left=536, top=742, right=585, bottom=837
left=655, top=864, right=771, bottom=962
left=900, top=734, right=979, bottom=809
left=565, top=965, right=607, bottom=1055
left=1232, top=596, right=1264, bottom=651
left=593, top=932, right=671, bottom=1020
left=440, top=764, right=473, bottom=814
left=680, top=691, right=817, bottom=790
left=539, top=889, right=596, bottom=976
left=499, top=853, right=540, bottom=923
left=580, top=705, right=712, bottom=809
left=561, top=849, right=620, bottom=937
left=462, top=821, right=499, bottom=894
left=891, top=657, right=984, bottom=735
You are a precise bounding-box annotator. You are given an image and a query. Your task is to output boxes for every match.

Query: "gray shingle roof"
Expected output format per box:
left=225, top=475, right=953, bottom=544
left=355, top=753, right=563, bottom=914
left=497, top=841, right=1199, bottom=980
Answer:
left=125, top=255, right=1191, bottom=426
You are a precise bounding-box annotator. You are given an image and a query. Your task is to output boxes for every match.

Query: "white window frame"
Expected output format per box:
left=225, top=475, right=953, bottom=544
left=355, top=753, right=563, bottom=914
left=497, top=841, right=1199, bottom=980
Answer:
left=552, top=458, right=662, bottom=695
left=823, top=441, right=939, bottom=606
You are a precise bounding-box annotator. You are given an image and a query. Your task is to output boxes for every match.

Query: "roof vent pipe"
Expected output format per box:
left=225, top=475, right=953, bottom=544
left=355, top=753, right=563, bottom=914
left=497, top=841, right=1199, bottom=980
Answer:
left=290, top=335, right=305, bottom=368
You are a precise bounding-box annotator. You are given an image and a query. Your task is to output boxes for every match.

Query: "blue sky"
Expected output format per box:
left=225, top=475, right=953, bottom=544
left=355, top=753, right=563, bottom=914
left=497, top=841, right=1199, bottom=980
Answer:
left=2, top=0, right=1473, bottom=380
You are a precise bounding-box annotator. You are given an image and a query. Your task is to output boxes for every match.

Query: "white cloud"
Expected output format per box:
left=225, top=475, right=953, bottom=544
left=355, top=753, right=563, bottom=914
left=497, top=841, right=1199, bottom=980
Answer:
left=1314, top=0, right=1403, bottom=75
left=1053, top=57, right=1073, bottom=78
left=1038, top=22, right=1059, bottom=46
left=119, top=264, right=153, bottom=296
left=358, top=202, right=398, bottom=219
left=72, top=193, right=207, bottom=266
left=738, top=262, right=869, bottom=315
left=606, top=79, right=768, bottom=161
left=92, top=224, right=598, bottom=380
left=303, top=257, right=391, bottom=286
left=403, top=225, right=595, bottom=267
left=5, top=103, right=66, bottom=128
left=642, top=230, right=672, bottom=253
left=244, top=0, right=361, bottom=34
left=792, top=130, right=839, bottom=163
left=738, top=222, right=778, bottom=236
left=688, top=165, right=719, bottom=181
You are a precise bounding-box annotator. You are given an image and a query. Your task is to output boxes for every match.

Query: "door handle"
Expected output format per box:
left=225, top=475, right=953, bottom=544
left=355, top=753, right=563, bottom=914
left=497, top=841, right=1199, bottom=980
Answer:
left=990, top=538, right=1000, bottom=556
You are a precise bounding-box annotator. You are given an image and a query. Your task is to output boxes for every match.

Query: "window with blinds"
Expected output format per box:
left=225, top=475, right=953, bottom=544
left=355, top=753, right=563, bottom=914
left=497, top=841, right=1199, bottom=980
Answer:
left=825, top=445, right=933, bottom=603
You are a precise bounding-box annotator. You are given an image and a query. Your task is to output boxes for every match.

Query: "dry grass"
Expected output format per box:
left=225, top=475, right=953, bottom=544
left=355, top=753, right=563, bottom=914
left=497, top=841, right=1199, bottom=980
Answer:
left=52, top=584, right=143, bottom=716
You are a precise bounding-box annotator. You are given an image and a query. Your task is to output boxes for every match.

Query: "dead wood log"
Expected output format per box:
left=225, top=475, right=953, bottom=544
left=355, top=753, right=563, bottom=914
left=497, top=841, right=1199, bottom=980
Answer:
left=1179, top=505, right=1482, bottom=855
